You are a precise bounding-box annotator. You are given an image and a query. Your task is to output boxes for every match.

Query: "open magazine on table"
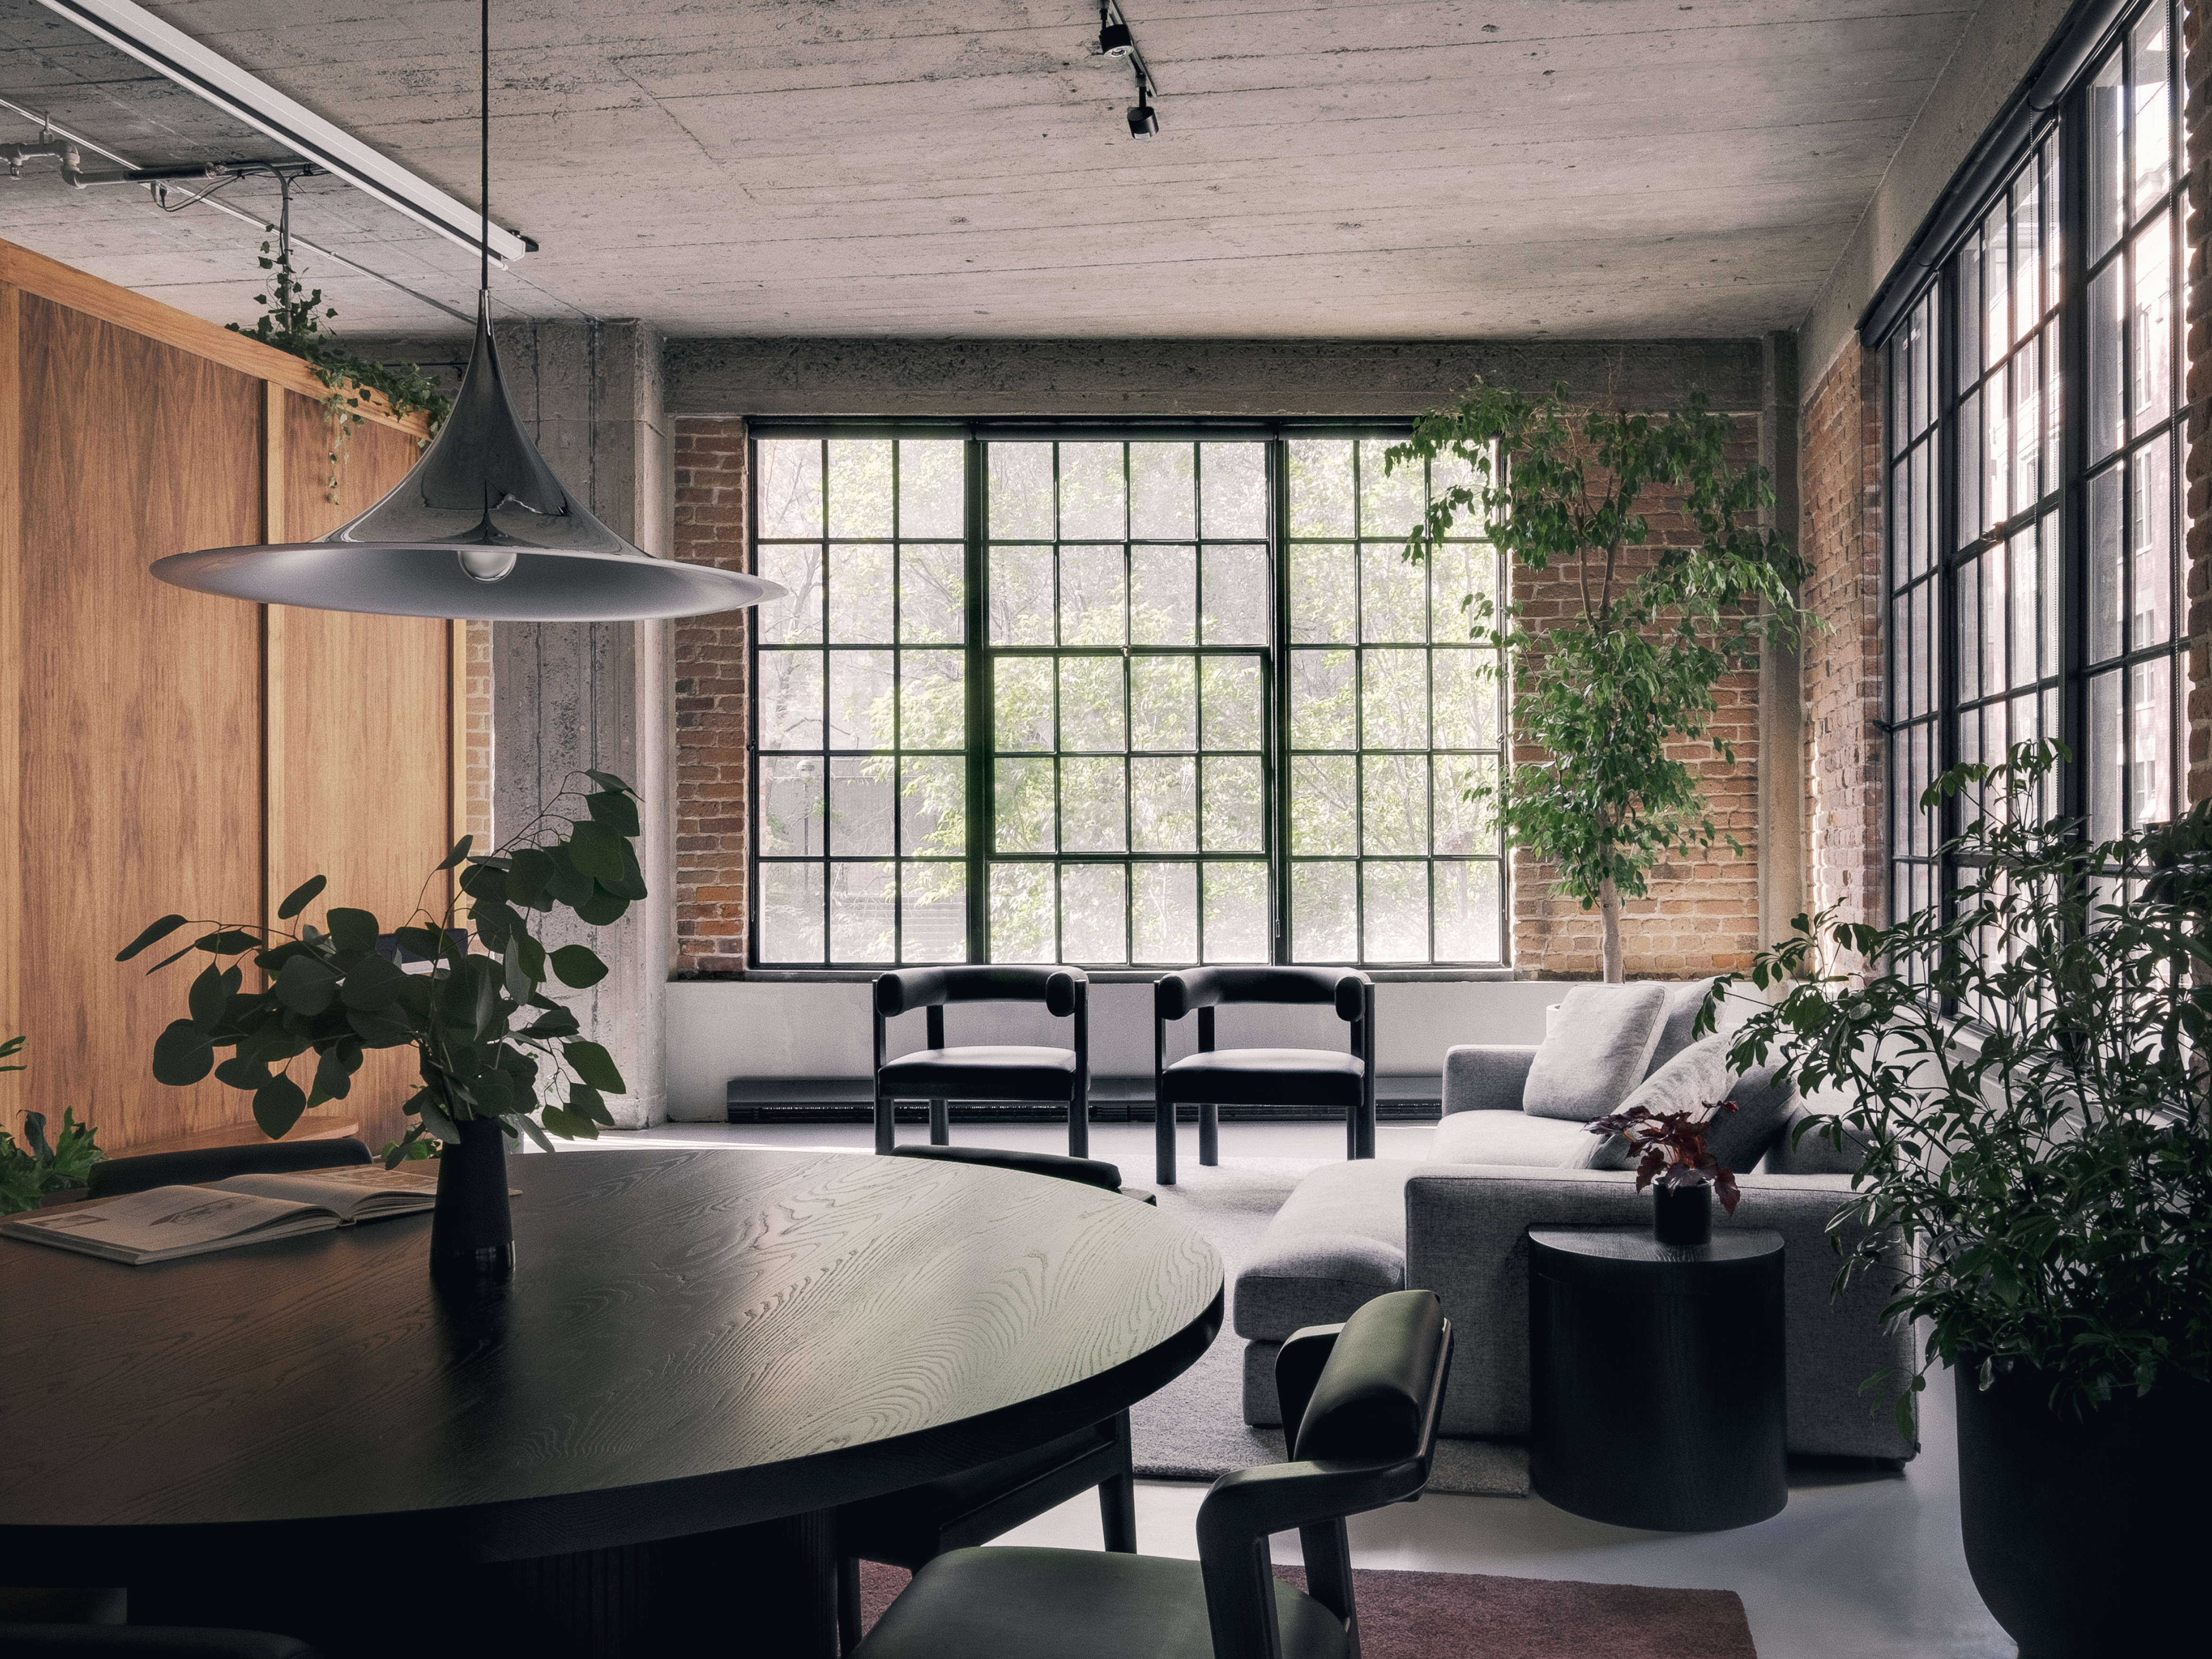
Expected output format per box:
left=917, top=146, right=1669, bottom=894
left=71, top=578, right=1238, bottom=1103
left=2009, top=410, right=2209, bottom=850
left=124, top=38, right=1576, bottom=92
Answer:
left=1, top=1165, right=446, bottom=1265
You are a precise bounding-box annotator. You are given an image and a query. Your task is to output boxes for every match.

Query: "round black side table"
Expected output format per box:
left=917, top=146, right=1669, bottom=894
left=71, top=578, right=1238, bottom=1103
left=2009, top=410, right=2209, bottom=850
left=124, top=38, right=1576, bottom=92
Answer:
left=1527, top=1226, right=1786, bottom=1531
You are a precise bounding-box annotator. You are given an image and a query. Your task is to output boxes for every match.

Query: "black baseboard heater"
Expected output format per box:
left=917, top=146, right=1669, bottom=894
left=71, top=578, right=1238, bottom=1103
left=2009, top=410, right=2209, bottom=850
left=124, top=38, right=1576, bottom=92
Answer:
left=725, top=1075, right=1443, bottom=1125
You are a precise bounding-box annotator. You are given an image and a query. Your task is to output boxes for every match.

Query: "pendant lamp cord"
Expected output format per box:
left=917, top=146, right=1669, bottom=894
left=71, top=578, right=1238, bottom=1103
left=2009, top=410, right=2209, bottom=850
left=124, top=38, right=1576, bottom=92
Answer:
left=480, top=0, right=489, bottom=301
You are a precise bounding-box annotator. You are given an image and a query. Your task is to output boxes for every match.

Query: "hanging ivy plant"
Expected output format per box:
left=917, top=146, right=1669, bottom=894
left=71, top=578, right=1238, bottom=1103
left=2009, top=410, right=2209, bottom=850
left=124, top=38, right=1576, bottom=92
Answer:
left=227, top=232, right=453, bottom=503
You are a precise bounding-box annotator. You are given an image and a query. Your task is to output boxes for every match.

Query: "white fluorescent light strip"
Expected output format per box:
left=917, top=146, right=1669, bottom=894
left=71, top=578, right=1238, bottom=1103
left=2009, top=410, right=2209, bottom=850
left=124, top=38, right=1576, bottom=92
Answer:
left=36, top=0, right=527, bottom=266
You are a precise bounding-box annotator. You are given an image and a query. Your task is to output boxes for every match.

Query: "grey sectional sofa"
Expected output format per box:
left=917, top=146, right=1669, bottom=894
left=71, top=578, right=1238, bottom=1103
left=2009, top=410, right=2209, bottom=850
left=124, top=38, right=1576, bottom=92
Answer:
left=1233, top=996, right=1919, bottom=1464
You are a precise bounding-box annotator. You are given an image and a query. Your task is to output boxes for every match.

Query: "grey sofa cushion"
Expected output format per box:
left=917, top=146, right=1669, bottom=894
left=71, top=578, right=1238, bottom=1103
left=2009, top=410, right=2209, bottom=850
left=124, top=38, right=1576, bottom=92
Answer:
left=1645, top=976, right=1720, bottom=1075
left=1232, top=1158, right=1413, bottom=1341
left=1428, top=1110, right=1606, bottom=1167
left=1763, top=1103, right=1873, bottom=1174
left=1521, top=983, right=1668, bottom=1121
left=1441, top=1045, right=1539, bottom=1116
left=1708, top=1057, right=1797, bottom=1173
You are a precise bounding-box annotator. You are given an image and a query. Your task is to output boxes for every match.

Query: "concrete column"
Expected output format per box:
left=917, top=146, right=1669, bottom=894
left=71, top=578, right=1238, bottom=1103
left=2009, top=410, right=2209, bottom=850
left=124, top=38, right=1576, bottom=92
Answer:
left=1758, top=330, right=1807, bottom=961
left=491, top=319, right=675, bottom=1129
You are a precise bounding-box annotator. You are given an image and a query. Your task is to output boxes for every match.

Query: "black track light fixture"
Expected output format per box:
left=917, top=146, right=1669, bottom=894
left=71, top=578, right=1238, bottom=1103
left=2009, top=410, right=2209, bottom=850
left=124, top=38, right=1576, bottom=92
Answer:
left=1127, top=97, right=1158, bottom=138
left=1094, top=2, right=1160, bottom=138
left=1099, top=18, right=1133, bottom=57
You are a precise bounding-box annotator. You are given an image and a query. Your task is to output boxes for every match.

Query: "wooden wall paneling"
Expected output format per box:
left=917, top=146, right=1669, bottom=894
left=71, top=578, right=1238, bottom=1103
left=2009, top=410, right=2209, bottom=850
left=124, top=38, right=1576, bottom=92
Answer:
left=0, top=283, right=22, bottom=1151
left=18, top=296, right=266, bottom=1156
left=265, top=390, right=447, bottom=1154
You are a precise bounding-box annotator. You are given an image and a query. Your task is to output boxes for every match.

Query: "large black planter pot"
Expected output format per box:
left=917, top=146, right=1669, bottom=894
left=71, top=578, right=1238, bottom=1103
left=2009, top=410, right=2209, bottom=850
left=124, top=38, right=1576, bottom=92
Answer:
left=430, top=1115, right=516, bottom=1285
left=1955, top=1361, right=2204, bottom=1656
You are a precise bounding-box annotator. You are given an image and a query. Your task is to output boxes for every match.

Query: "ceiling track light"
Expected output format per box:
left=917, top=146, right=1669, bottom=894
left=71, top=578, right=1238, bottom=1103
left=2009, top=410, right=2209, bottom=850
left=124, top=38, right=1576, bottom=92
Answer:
left=1095, top=3, right=1160, bottom=138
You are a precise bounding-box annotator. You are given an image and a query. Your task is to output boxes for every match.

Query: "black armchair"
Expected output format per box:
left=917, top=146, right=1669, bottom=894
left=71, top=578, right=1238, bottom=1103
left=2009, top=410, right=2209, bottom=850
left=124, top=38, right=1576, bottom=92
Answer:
left=85, top=1137, right=373, bottom=1201
left=851, top=1289, right=1452, bottom=1659
left=836, top=1143, right=1148, bottom=1653
left=1152, top=967, right=1375, bottom=1185
left=873, top=966, right=1091, bottom=1158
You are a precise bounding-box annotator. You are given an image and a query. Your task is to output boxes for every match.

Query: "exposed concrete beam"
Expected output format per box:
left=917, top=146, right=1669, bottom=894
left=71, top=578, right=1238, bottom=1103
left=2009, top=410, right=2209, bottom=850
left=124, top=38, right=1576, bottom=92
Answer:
left=664, top=337, right=1767, bottom=419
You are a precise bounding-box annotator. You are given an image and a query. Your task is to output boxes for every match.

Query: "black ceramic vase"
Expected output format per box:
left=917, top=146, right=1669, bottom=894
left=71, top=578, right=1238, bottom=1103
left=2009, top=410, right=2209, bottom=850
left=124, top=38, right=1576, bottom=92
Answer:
left=1652, top=1180, right=1713, bottom=1246
left=1955, top=1361, right=2203, bottom=1656
left=430, top=1114, right=515, bottom=1284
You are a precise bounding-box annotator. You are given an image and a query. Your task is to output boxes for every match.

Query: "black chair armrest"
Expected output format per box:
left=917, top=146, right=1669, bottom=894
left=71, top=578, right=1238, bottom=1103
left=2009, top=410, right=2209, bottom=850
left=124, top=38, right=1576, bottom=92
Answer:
left=875, top=967, right=953, bottom=1018
left=1274, top=1322, right=1344, bottom=1446
left=877, top=966, right=1086, bottom=1018
left=1155, top=965, right=1371, bottom=1022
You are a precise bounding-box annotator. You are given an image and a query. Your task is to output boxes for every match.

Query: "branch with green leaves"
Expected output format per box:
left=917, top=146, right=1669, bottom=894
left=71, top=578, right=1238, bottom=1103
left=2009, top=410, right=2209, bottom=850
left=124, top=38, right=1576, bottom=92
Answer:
left=1714, top=740, right=2212, bottom=1425
left=1386, top=381, right=1818, bottom=980
left=119, top=772, right=645, bottom=1167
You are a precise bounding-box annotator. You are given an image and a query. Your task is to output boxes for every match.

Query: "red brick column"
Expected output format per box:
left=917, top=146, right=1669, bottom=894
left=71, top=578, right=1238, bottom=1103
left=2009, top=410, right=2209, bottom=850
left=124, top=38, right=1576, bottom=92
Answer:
left=1508, top=415, right=1764, bottom=979
left=1799, top=337, right=1887, bottom=927
left=2185, top=1, right=2212, bottom=802
left=461, top=620, right=492, bottom=846
left=672, top=418, right=752, bottom=974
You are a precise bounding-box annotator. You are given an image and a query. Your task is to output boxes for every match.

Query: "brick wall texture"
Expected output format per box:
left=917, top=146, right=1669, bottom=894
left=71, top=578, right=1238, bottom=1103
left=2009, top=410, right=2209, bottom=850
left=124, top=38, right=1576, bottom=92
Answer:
left=672, top=417, right=752, bottom=973
left=462, top=619, right=492, bottom=846
left=1799, top=337, right=1888, bottom=930
left=1508, top=415, right=1766, bottom=979
left=2186, top=3, right=2212, bottom=803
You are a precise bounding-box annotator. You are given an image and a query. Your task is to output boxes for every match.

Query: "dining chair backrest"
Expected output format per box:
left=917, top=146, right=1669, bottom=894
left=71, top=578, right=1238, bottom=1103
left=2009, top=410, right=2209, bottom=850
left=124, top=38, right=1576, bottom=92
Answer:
left=1153, top=965, right=1366, bottom=1024
left=884, top=1143, right=1125, bottom=1194
left=1194, top=1290, right=1451, bottom=1659
left=875, top=965, right=1084, bottom=1020
left=87, top=1137, right=374, bottom=1201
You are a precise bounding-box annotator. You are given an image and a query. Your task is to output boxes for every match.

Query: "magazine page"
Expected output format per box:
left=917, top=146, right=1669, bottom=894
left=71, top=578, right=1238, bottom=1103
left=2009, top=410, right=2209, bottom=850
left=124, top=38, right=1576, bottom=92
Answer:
left=3, top=1185, right=327, bottom=1260
left=214, top=1166, right=440, bottom=1221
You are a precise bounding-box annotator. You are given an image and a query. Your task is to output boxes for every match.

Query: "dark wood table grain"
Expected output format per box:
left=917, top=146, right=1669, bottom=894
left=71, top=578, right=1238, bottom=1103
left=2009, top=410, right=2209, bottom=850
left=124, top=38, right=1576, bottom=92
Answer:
left=0, top=1147, right=1223, bottom=1656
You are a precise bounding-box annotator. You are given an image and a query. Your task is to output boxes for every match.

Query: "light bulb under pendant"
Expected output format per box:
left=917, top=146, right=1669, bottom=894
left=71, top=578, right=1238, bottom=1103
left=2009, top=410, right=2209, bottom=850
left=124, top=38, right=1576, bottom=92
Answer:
left=459, top=547, right=519, bottom=583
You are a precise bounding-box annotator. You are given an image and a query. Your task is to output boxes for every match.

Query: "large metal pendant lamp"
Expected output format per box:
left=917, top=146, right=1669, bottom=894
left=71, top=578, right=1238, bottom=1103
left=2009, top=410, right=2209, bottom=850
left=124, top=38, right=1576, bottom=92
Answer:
left=151, top=3, right=781, bottom=623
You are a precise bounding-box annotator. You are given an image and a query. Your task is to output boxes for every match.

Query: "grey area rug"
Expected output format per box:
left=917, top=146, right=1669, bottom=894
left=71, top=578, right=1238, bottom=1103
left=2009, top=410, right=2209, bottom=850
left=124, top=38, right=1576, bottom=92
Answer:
left=1132, top=1156, right=1528, bottom=1498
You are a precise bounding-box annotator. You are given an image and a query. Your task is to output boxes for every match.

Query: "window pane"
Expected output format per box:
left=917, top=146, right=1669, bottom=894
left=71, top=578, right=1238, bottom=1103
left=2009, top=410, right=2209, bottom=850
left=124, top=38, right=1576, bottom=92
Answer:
left=1982, top=203, right=2009, bottom=372
left=1956, top=236, right=1982, bottom=395
left=900, top=650, right=964, bottom=750
left=1956, top=388, right=1984, bottom=535
left=1431, top=650, right=1497, bottom=749
left=1203, top=545, right=1270, bottom=644
left=1362, top=755, right=1428, bottom=855
left=1427, top=540, right=1494, bottom=640
left=1060, top=443, right=1124, bottom=539
left=759, top=651, right=823, bottom=749
left=1359, top=438, right=1425, bottom=540
left=1202, top=755, right=1263, bottom=851
left=900, top=544, right=963, bottom=644
left=1133, top=863, right=1198, bottom=962
left=1361, top=541, right=1426, bottom=642
left=1290, top=543, right=1357, bottom=644
left=900, top=863, right=967, bottom=962
left=1202, top=864, right=1269, bottom=962
left=2131, top=11, right=2173, bottom=214
left=2088, top=670, right=2122, bottom=842
left=990, top=546, right=1053, bottom=645
left=1059, top=657, right=1124, bottom=751
left=901, top=755, right=965, bottom=855
left=1061, top=865, right=1128, bottom=964
left=1131, top=544, right=1197, bottom=644
left=830, top=758, right=894, bottom=855
left=759, top=863, right=825, bottom=962
left=899, top=440, right=964, bottom=538
left=2129, top=213, right=2173, bottom=428
left=994, top=759, right=1055, bottom=853
left=1289, top=439, right=1354, bottom=537
left=757, top=439, right=823, bottom=538
left=830, top=862, right=895, bottom=962
left=2127, top=654, right=2172, bottom=827
left=2130, top=440, right=2173, bottom=646
left=2011, top=331, right=2040, bottom=516
left=758, top=544, right=824, bottom=644
left=1130, top=657, right=1197, bottom=753
left=1362, top=649, right=1426, bottom=749
left=989, top=445, right=1053, bottom=539
left=759, top=757, right=825, bottom=856
left=2090, top=50, right=2124, bottom=257
left=1130, top=444, right=1195, bottom=539
left=828, top=651, right=893, bottom=749
left=1433, top=755, right=1497, bottom=854
left=1291, top=649, right=1356, bottom=748
left=1132, top=757, right=1197, bottom=851
left=1292, top=755, right=1357, bottom=855
left=1060, top=544, right=1126, bottom=645
left=1362, top=863, right=1427, bottom=962
left=2089, top=259, right=2123, bottom=464
left=995, top=657, right=1052, bottom=749
left=1433, top=860, right=1502, bottom=963
left=828, top=543, right=894, bottom=643
left=826, top=439, right=893, bottom=538
left=1201, top=657, right=1263, bottom=750
left=1201, top=444, right=1267, bottom=538
left=989, top=863, right=1054, bottom=960
left=1061, top=758, right=1127, bottom=852
left=2007, top=531, right=2038, bottom=689
left=1293, top=862, right=1356, bottom=962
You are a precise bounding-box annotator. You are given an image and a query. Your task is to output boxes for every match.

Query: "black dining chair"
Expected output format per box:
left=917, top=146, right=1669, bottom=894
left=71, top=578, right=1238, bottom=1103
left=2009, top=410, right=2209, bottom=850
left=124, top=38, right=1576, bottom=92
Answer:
left=872, top=966, right=1091, bottom=1157
left=850, top=1288, right=1452, bottom=1659
left=836, top=1143, right=1149, bottom=1654
left=1152, top=967, right=1375, bottom=1185
left=85, top=1137, right=373, bottom=1201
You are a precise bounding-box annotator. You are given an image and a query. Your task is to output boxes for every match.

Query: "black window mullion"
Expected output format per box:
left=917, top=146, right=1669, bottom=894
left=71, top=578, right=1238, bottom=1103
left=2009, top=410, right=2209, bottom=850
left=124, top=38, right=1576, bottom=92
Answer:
left=964, top=438, right=989, bottom=963
left=1269, top=437, right=1293, bottom=962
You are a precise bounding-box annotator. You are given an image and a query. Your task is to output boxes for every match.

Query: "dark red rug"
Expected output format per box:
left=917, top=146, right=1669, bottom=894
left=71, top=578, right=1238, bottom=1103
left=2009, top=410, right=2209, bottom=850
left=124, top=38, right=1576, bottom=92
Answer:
left=857, top=1559, right=1759, bottom=1657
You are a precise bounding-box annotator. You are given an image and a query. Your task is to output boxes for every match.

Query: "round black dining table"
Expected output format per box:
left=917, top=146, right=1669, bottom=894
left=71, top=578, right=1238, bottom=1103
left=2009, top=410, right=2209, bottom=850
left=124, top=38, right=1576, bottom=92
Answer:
left=0, top=1146, right=1223, bottom=1658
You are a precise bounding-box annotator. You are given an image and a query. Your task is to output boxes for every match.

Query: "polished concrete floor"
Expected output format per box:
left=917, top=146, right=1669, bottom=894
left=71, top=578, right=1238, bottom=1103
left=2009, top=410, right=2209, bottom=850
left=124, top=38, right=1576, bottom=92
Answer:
left=577, top=1119, right=2014, bottom=1659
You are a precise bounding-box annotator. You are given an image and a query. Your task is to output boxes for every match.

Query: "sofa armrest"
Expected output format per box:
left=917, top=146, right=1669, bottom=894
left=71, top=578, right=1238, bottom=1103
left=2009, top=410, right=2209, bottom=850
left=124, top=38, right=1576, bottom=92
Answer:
left=1441, top=1045, right=1538, bottom=1115
left=1404, top=1166, right=1917, bottom=1460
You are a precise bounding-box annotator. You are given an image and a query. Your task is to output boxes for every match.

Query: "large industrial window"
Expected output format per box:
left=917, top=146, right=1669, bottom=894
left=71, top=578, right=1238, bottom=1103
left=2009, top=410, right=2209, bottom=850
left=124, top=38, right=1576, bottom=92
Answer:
left=749, top=429, right=1508, bottom=968
left=1882, top=0, right=2184, bottom=921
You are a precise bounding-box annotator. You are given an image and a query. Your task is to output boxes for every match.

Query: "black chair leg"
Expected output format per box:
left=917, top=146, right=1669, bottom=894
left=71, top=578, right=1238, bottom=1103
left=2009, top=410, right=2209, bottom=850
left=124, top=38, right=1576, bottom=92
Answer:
left=1155, top=1095, right=1176, bottom=1185
left=835, top=1554, right=865, bottom=1655
left=875, top=1090, right=895, bottom=1155
left=1099, top=1409, right=1138, bottom=1552
left=1346, top=1104, right=1357, bottom=1162
left=928, top=1097, right=950, bottom=1146
left=1199, top=1101, right=1218, bottom=1166
left=1068, top=1096, right=1089, bottom=1159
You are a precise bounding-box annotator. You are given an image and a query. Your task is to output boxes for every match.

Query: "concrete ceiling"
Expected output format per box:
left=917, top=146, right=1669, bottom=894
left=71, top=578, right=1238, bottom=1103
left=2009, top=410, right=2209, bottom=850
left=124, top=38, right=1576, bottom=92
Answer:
left=0, top=0, right=1977, bottom=342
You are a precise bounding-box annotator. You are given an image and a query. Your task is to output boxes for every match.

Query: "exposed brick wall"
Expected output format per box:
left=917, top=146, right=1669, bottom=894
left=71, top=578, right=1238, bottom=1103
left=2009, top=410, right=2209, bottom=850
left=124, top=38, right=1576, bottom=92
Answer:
left=1509, top=415, right=1764, bottom=980
left=1799, top=337, right=1887, bottom=930
left=462, top=620, right=492, bottom=846
left=672, top=417, right=751, bottom=974
left=2186, top=1, right=2212, bottom=803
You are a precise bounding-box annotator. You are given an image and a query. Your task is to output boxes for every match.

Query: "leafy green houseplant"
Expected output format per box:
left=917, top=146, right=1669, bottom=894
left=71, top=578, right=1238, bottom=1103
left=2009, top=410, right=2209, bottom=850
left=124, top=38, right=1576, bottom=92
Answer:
left=0, top=1037, right=106, bottom=1214
left=1387, top=384, right=1816, bottom=981
left=1716, top=742, right=2209, bottom=1652
left=119, top=771, right=644, bottom=1167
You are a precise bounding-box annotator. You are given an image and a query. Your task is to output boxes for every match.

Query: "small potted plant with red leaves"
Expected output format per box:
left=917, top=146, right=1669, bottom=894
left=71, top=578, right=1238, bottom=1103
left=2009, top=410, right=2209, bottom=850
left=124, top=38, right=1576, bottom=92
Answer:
left=1586, top=1097, right=1741, bottom=1246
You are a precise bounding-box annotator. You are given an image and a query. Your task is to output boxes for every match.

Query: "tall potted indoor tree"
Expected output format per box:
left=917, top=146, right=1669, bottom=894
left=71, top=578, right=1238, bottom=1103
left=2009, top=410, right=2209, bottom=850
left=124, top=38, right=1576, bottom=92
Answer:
left=1716, top=742, right=2209, bottom=1654
left=119, top=771, right=644, bottom=1280
left=1386, top=383, right=1815, bottom=981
